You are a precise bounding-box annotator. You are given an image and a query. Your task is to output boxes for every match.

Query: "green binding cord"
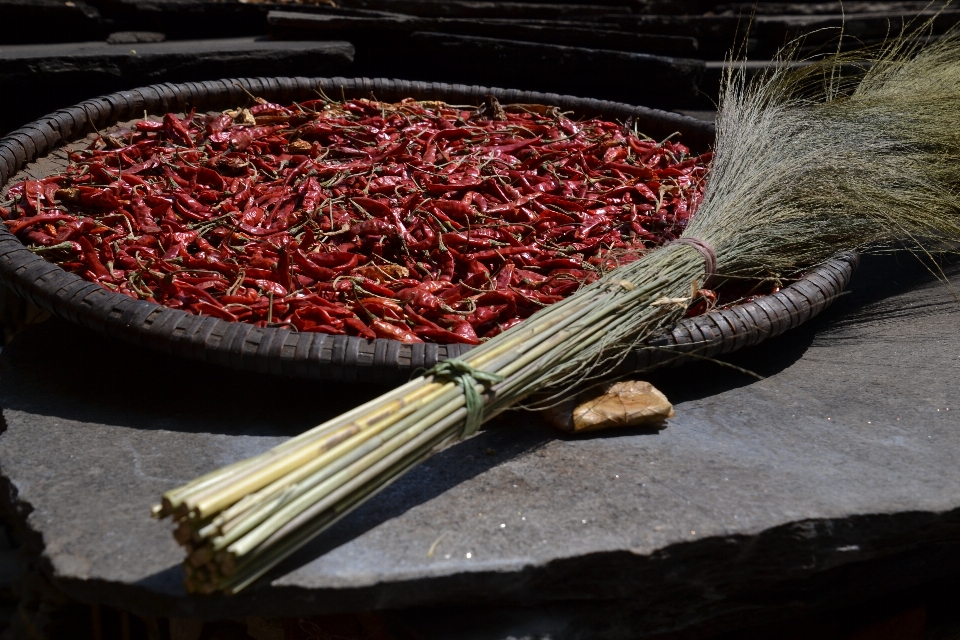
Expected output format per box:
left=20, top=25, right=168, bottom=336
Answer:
left=427, top=359, right=505, bottom=437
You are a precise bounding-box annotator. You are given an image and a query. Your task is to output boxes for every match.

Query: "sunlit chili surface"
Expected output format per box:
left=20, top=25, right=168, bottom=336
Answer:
left=1, top=98, right=711, bottom=344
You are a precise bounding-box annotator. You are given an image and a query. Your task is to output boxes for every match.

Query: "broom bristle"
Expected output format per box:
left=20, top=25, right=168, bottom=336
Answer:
left=690, top=25, right=960, bottom=279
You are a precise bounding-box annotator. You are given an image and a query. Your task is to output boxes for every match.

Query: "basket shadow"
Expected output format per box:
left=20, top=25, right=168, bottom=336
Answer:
left=640, top=251, right=959, bottom=407
left=0, top=316, right=398, bottom=438
left=1, top=252, right=952, bottom=440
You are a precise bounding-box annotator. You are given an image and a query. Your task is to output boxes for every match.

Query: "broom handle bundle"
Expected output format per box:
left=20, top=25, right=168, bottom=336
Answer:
left=158, top=243, right=710, bottom=593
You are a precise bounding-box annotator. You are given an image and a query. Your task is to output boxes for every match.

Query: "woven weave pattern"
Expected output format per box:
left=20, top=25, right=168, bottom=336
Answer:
left=0, top=77, right=854, bottom=382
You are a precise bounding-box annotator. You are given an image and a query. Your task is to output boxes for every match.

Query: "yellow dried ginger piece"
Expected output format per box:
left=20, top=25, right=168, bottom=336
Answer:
left=544, top=380, right=674, bottom=433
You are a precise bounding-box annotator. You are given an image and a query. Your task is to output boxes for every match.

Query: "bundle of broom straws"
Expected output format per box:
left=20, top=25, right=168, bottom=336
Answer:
left=155, top=24, right=960, bottom=593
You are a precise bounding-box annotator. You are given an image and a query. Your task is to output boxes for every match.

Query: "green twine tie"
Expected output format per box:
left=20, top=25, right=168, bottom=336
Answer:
left=427, top=358, right=504, bottom=438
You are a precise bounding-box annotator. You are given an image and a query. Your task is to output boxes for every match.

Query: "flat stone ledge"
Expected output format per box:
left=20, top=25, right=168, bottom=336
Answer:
left=0, top=38, right=353, bottom=61
left=0, top=254, right=958, bottom=636
left=0, top=38, right=354, bottom=136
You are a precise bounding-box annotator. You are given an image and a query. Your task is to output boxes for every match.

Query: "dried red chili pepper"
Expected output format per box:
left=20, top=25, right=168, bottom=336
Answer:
left=4, top=97, right=711, bottom=342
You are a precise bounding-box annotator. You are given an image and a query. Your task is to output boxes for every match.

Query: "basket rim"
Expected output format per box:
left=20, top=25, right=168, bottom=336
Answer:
left=0, top=76, right=853, bottom=383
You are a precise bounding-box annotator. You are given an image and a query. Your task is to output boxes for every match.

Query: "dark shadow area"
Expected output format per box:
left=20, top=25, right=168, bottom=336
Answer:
left=645, top=251, right=960, bottom=406
left=136, top=507, right=959, bottom=626
left=0, top=40, right=355, bottom=137
left=343, top=31, right=703, bottom=111
left=32, top=509, right=960, bottom=637
left=0, top=316, right=387, bottom=437
left=114, top=504, right=960, bottom=622
left=384, top=547, right=960, bottom=640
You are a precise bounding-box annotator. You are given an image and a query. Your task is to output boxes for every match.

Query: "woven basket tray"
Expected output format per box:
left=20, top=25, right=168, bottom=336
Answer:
left=0, top=77, right=856, bottom=383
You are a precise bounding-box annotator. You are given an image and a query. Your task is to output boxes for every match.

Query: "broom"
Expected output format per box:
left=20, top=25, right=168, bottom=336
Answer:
left=155, top=28, right=960, bottom=593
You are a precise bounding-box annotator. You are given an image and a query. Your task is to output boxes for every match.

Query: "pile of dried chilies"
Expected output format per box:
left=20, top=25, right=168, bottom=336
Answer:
left=1, top=97, right=709, bottom=343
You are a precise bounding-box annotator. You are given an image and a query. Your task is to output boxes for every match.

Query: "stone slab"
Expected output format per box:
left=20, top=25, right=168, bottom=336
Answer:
left=0, top=253, right=959, bottom=638
left=268, top=10, right=700, bottom=57
left=387, top=33, right=704, bottom=111
left=0, top=0, right=107, bottom=45
left=0, top=38, right=351, bottom=61
left=606, top=10, right=960, bottom=58
left=338, top=0, right=632, bottom=19
left=0, top=38, right=354, bottom=137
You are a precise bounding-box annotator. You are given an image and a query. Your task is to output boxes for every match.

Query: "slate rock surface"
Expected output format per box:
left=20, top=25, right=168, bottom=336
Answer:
left=267, top=10, right=700, bottom=56
left=400, top=33, right=704, bottom=110
left=0, top=254, right=958, bottom=638
left=0, top=38, right=354, bottom=137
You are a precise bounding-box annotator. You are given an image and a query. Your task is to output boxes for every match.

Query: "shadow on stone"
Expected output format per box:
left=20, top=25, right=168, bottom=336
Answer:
left=1, top=251, right=952, bottom=438
left=645, top=251, right=960, bottom=406
left=0, top=317, right=388, bottom=438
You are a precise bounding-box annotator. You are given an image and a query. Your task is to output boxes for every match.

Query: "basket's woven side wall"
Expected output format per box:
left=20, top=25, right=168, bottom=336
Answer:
left=630, top=252, right=860, bottom=371
left=0, top=77, right=851, bottom=383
